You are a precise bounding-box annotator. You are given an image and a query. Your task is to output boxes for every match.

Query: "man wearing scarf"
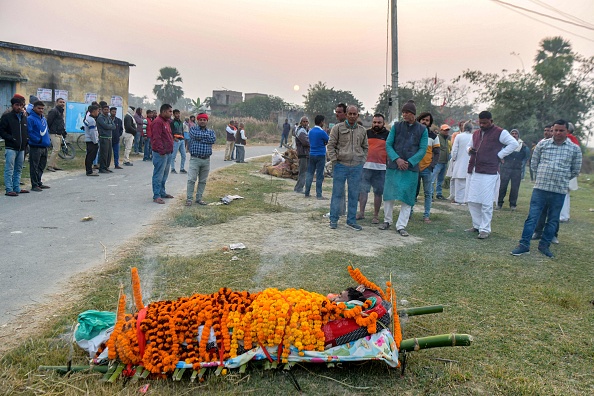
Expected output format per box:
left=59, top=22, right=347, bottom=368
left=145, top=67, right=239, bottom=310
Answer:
left=465, top=111, right=518, bottom=239
left=497, top=129, right=530, bottom=210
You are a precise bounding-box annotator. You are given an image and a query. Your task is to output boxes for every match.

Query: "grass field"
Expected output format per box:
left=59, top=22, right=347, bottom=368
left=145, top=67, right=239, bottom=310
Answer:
left=0, top=158, right=593, bottom=395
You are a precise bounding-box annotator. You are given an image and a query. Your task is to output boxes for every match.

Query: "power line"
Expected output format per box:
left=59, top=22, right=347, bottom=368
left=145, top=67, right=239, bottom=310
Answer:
left=491, top=0, right=594, bottom=30
left=526, top=0, right=594, bottom=29
left=492, top=1, right=594, bottom=43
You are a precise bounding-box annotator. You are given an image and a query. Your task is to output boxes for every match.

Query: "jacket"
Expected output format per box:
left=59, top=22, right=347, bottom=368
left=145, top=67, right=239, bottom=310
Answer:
left=96, top=113, right=115, bottom=138
left=437, top=133, right=450, bottom=163
left=124, top=113, right=137, bottom=135
left=84, top=114, right=99, bottom=144
left=27, top=112, right=51, bottom=148
left=327, top=122, right=368, bottom=166
left=500, top=141, right=530, bottom=171
left=133, top=113, right=144, bottom=135
left=294, top=126, right=310, bottom=157
left=151, top=115, right=174, bottom=155
left=0, top=110, right=28, bottom=151
left=46, top=106, right=66, bottom=135
left=387, top=121, right=426, bottom=172
left=111, top=116, right=123, bottom=143
left=468, top=125, right=505, bottom=175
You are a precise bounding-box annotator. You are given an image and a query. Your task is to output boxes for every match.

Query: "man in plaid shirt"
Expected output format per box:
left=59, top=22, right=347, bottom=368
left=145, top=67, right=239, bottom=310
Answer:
left=511, top=119, right=582, bottom=258
left=186, top=113, right=216, bottom=206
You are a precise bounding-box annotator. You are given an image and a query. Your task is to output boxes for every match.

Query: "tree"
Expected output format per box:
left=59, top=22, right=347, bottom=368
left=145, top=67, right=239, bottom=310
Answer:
left=190, top=97, right=201, bottom=113
left=303, top=81, right=364, bottom=123
left=458, top=37, right=594, bottom=143
left=153, top=67, right=184, bottom=105
left=231, top=95, right=288, bottom=120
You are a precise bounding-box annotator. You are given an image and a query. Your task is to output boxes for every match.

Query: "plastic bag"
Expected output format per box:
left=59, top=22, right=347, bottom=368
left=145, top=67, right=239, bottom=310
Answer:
left=75, top=310, right=116, bottom=341
left=271, top=149, right=284, bottom=166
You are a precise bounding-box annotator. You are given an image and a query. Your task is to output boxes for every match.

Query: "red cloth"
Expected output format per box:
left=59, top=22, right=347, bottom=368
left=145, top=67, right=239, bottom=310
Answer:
left=150, top=115, right=174, bottom=155
left=567, top=133, right=579, bottom=146
left=146, top=117, right=153, bottom=139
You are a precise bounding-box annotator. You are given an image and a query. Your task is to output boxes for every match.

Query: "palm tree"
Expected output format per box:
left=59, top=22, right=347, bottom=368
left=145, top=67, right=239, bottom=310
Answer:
left=153, top=67, right=184, bottom=105
left=534, top=37, right=574, bottom=86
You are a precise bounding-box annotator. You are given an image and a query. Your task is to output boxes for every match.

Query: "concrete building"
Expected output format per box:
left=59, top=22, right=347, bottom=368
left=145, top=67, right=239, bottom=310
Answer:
left=244, top=92, right=268, bottom=102
left=0, top=41, right=134, bottom=112
left=210, top=90, right=243, bottom=115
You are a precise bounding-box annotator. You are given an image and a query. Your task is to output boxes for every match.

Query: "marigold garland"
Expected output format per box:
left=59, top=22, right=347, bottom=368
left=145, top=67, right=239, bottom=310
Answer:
left=131, top=267, right=145, bottom=311
left=347, top=265, right=388, bottom=300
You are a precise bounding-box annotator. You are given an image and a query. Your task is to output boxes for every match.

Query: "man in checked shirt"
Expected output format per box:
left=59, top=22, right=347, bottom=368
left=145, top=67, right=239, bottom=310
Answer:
left=186, top=113, right=216, bottom=206
left=511, top=119, right=582, bottom=258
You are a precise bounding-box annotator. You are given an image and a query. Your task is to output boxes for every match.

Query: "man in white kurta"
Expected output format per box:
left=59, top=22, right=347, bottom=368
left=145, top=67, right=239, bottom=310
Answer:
left=465, top=111, right=518, bottom=239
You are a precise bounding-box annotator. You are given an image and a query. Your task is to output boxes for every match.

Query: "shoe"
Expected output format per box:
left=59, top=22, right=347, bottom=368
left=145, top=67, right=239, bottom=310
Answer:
left=107, top=169, right=113, bottom=173
left=329, top=222, right=337, bottom=229
left=495, top=206, right=502, bottom=211
left=371, top=217, right=379, bottom=224
left=551, top=236, right=559, bottom=244
left=124, top=162, right=133, bottom=166
left=317, top=196, right=328, bottom=200
left=93, top=165, right=99, bottom=169
left=304, top=194, right=310, bottom=198
left=53, top=167, right=63, bottom=171
left=538, top=245, right=554, bottom=258
left=40, top=185, right=50, bottom=189
left=171, top=169, right=177, bottom=174
left=465, top=227, right=479, bottom=233
left=378, top=222, right=390, bottom=230
left=31, top=186, right=42, bottom=192
left=180, top=169, right=187, bottom=174
left=46, top=166, right=56, bottom=172
left=87, top=173, right=99, bottom=176
left=436, top=195, right=445, bottom=200
left=510, top=206, right=517, bottom=212
left=511, top=244, right=530, bottom=256
left=477, top=231, right=489, bottom=239
left=346, top=223, right=362, bottom=231
left=115, top=166, right=123, bottom=169
left=5, top=191, right=18, bottom=196
left=153, top=198, right=165, bottom=204
left=162, top=194, right=174, bottom=199
left=397, top=228, right=409, bottom=236
left=294, top=190, right=304, bottom=194
left=531, top=233, right=542, bottom=240
left=99, top=170, right=109, bottom=174
left=196, top=200, right=208, bottom=205
left=18, top=189, right=29, bottom=193
left=185, top=199, right=193, bottom=206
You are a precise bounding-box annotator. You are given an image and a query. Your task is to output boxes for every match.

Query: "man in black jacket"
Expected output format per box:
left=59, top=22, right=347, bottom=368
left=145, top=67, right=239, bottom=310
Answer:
left=97, top=105, right=115, bottom=173
left=110, top=107, right=124, bottom=169
left=0, top=97, right=30, bottom=196
left=46, top=97, right=67, bottom=171
left=122, top=106, right=136, bottom=166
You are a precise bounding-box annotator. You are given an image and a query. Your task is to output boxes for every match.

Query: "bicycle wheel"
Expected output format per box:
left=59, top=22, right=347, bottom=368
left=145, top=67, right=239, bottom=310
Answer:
left=58, top=143, right=76, bottom=160
left=76, top=134, right=87, bottom=152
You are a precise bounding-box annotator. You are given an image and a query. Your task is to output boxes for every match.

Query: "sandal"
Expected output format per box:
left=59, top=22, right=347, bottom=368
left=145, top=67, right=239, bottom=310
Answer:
left=423, top=217, right=431, bottom=224
left=196, top=200, right=208, bottom=205
left=162, top=194, right=174, bottom=199
left=153, top=198, right=165, bottom=204
left=371, top=217, right=379, bottom=224
left=378, top=222, right=390, bottom=230
left=397, top=228, right=409, bottom=237
left=356, top=213, right=365, bottom=220
left=185, top=199, right=193, bottom=206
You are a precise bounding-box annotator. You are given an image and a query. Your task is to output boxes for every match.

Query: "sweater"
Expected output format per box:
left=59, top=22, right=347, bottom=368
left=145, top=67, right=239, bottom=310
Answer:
left=27, top=112, right=51, bottom=148
left=151, top=115, right=174, bottom=155
left=308, top=126, right=328, bottom=156
left=0, top=110, right=28, bottom=151
left=97, top=113, right=115, bottom=138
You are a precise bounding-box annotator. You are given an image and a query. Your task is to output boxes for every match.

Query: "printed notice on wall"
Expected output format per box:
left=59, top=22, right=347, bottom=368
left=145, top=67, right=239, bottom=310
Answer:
left=54, top=90, right=69, bottom=101
left=85, top=93, right=98, bottom=103
left=37, top=88, right=53, bottom=102
left=110, top=95, right=123, bottom=107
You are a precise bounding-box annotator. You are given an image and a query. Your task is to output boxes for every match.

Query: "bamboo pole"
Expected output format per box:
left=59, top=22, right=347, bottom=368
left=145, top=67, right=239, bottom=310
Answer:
left=397, top=305, right=443, bottom=317
left=39, top=365, right=109, bottom=374
left=399, top=333, right=473, bottom=352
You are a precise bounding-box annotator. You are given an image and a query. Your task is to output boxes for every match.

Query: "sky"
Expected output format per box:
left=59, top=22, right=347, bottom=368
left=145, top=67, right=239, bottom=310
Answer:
left=1, top=0, right=593, bottom=113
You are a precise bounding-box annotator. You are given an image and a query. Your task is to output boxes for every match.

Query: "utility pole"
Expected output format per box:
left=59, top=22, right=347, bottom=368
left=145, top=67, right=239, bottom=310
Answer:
left=389, top=0, right=399, bottom=124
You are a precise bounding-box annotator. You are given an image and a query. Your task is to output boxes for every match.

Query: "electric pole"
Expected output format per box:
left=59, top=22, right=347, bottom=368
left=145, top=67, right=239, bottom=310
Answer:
left=389, top=0, right=399, bottom=124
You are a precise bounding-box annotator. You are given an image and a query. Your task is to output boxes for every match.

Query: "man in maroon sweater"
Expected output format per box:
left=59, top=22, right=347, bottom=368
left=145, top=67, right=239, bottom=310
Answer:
left=150, top=104, right=174, bottom=204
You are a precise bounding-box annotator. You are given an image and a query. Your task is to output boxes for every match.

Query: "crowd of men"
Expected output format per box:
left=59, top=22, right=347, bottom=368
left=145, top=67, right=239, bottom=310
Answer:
left=288, top=100, right=582, bottom=258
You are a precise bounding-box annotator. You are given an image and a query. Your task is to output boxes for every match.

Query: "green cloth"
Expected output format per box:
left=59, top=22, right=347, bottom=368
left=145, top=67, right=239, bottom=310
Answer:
left=75, top=310, right=116, bottom=341
left=383, top=125, right=428, bottom=206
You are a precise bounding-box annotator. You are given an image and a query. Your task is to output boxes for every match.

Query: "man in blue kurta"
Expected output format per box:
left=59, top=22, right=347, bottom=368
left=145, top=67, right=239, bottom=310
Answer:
left=380, top=100, right=428, bottom=236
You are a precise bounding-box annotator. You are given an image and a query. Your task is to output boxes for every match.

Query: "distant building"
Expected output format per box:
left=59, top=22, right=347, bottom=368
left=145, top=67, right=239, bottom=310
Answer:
left=211, top=90, right=243, bottom=115
left=0, top=41, right=134, bottom=112
left=244, top=92, right=268, bottom=101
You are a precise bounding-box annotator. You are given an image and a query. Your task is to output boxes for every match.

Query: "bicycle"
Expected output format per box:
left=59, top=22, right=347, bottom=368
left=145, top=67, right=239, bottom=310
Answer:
left=58, top=135, right=76, bottom=160
left=76, top=133, right=87, bottom=152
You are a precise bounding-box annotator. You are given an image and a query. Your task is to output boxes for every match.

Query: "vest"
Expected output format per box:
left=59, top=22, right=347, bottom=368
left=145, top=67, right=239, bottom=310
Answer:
left=467, top=125, right=504, bottom=175
left=390, top=121, right=425, bottom=172
left=235, top=130, right=246, bottom=145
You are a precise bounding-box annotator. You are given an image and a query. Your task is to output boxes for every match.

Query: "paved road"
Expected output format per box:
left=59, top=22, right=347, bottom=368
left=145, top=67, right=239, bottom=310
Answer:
left=0, top=145, right=278, bottom=326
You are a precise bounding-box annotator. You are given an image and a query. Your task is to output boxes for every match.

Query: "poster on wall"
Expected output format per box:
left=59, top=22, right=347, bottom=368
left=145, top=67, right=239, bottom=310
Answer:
left=65, top=102, right=123, bottom=133
left=37, top=88, right=53, bottom=102
left=110, top=95, right=123, bottom=107
left=84, top=93, right=98, bottom=103
left=54, top=90, right=69, bottom=101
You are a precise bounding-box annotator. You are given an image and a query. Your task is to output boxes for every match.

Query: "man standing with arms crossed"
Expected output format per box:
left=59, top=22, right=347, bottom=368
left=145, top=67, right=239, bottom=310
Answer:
left=327, top=105, right=368, bottom=230
left=150, top=104, right=174, bottom=204
left=46, top=97, right=67, bottom=172
left=186, top=113, right=216, bottom=206
left=465, top=111, right=518, bottom=239
left=224, top=120, right=237, bottom=161
left=511, top=119, right=581, bottom=258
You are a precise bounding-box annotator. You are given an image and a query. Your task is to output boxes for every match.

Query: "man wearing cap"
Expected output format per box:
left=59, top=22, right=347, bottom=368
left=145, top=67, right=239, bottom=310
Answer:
left=327, top=105, right=368, bottom=230
left=186, top=113, right=216, bottom=206
left=379, top=100, right=428, bottom=236
left=465, top=111, right=518, bottom=239
left=432, top=124, right=451, bottom=200
left=0, top=96, right=29, bottom=196
left=497, top=129, right=530, bottom=210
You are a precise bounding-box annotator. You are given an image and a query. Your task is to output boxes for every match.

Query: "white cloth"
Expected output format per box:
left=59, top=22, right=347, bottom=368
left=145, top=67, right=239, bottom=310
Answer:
left=560, top=194, right=570, bottom=222
left=468, top=201, right=493, bottom=233
left=452, top=178, right=467, bottom=203
left=396, top=203, right=412, bottom=231
left=450, top=132, right=473, bottom=179
left=122, top=132, right=134, bottom=162
left=465, top=173, right=500, bottom=205
left=383, top=200, right=395, bottom=224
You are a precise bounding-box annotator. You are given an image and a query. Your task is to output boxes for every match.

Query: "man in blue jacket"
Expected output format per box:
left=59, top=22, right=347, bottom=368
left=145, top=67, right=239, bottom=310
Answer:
left=304, top=115, right=329, bottom=199
left=0, top=96, right=29, bottom=196
left=27, top=101, right=51, bottom=191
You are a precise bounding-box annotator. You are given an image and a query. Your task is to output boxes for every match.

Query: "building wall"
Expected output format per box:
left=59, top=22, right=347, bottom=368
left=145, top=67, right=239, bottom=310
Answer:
left=0, top=45, right=130, bottom=112
left=244, top=93, right=267, bottom=101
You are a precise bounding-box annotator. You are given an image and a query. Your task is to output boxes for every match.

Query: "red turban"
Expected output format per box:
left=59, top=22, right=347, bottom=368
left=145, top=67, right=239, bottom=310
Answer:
left=196, top=113, right=209, bottom=121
